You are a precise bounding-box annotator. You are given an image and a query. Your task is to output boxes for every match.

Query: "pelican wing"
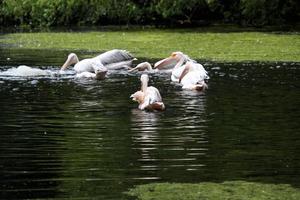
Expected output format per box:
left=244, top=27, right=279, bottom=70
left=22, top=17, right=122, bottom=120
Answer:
left=146, top=86, right=163, bottom=103
left=192, top=63, right=209, bottom=79
left=181, top=70, right=206, bottom=86
left=105, top=60, right=133, bottom=70
left=139, top=86, right=163, bottom=110
left=74, top=58, right=94, bottom=73
left=98, top=49, right=135, bottom=65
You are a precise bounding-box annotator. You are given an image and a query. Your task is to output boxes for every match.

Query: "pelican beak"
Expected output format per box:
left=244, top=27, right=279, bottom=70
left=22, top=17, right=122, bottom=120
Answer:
left=179, top=64, right=190, bottom=83
left=61, top=58, right=72, bottom=71
left=130, top=93, right=139, bottom=102
left=130, top=91, right=144, bottom=103
left=154, top=56, right=177, bottom=69
left=130, top=94, right=136, bottom=100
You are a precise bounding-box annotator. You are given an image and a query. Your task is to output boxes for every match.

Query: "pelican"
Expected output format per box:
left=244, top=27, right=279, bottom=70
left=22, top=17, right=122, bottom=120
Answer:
left=179, top=61, right=208, bottom=91
left=154, top=52, right=209, bottom=91
left=0, top=65, right=51, bottom=77
left=74, top=71, right=107, bottom=80
left=130, top=74, right=165, bottom=111
left=128, top=61, right=172, bottom=73
left=61, top=49, right=135, bottom=79
left=128, top=62, right=153, bottom=72
left=154, top=52, right=194, bottom=81
left=128, top=62, right=158, bottom=72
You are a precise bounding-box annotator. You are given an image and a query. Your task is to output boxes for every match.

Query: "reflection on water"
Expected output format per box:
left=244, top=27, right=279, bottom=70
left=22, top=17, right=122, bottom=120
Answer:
left=130, top=89, right=209, bottom=182
left=131, top=109, right=161, bottom=180
left=0, top=49, right=300, bottom=199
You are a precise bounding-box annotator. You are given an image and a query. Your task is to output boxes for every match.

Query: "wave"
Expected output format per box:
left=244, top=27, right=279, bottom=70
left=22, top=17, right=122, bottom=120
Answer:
left=0, top=65, right=75, bottom=80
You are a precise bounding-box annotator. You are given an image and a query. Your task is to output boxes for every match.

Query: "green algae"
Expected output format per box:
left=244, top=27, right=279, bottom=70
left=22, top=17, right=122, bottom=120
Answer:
left=126, top=181, right=300, bottom=200
left=2, top=28, right=300, bottom=62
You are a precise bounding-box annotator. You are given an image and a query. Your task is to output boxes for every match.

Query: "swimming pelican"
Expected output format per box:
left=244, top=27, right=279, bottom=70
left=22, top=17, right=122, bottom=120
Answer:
left=61, top=49, right=135, bottom=79
left=179, top=61, right=208, bottom=91
left=154, top=52, right=193, bottom=81
left=128, top=61, right=172, bottom=73
left=154, top=52, right=209, bottom=90
left=74, top=71, right=107, bottom=80
left=128, top=62, right=153, bottom=72
left=130, top=74, right=165, bottom=111
left=0, top=65, right=51, bottom=77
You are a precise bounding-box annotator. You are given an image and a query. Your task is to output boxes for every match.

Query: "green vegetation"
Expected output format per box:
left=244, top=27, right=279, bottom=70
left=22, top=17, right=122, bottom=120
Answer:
left=2, top=29, right=300, bottom=62
left=127, top=181, right=300, bottom=200
left=0, top=0, right=299, bottom=27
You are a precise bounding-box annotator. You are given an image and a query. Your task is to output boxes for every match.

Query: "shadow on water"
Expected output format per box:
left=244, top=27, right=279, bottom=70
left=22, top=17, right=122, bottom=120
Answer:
left=1, top=25, right=300, bottom=35
left=0, top=49, right=299, bottom=199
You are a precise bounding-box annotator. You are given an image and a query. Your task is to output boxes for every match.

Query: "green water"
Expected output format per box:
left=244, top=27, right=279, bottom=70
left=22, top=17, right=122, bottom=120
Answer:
left=2, top=28, right=300, bottom=62
left=0, top=49, right=299, bottom=199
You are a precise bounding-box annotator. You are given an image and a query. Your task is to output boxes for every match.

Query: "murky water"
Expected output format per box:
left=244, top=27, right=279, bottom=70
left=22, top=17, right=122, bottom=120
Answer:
left=0, top=49, right=299, bottom=199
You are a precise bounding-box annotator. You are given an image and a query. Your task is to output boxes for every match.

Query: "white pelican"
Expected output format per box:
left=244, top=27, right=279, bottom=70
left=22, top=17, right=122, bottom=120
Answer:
left=0, top=65, right=51, bottom=77
left=128, top=62, right=153, bottom=72
left=179, top=61, right=208, bottom=91
left=74, top=71, right=106, bottom=79
left=61, top=49, right=135, bottom=79
left=128, top=61, right=172, bottom=73
left=130, top=74, right=165, bottom=111
left=154, top=52, right=193, bottom=81
left=154, top=52, right=209, bottom=91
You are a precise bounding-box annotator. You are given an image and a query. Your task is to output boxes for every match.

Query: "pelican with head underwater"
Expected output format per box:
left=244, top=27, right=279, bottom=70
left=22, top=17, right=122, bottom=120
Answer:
left=128, top=61, right=172, bottom=73
left=60, top=49, right=136, bottom=79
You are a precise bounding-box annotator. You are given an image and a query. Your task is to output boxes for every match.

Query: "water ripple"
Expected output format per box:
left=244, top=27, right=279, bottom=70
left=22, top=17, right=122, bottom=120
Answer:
left=1, top=59, right=300, bottom=199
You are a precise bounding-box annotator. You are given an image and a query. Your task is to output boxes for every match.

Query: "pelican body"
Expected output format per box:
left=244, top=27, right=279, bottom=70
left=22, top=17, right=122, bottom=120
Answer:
left=130, top=74, right=165, bottom=111
left=0, top=65, right=50, bottom=77
left=61, top=49, right=135, bottom=79
left=154, top=52, right=209, bottom=91
left=179, top=61, right=208, bottom=90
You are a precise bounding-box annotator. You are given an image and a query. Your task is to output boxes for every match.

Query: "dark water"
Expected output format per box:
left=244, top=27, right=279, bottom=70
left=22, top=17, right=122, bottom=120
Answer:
left=0, top=49, right=300, bottom=199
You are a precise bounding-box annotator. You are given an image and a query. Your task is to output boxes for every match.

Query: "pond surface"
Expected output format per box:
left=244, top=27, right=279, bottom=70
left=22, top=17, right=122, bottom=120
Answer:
left=0, top=49, right=299, bottom=199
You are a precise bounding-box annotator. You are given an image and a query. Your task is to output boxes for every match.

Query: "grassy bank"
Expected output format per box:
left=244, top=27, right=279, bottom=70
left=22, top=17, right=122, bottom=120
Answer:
left=2, top=28, right=300, bottom=62
left=127, top=181, right=300, bottom=200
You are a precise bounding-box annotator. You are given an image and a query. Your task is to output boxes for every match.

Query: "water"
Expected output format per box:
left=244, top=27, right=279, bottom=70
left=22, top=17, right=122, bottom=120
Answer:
left=0, top=49, right=299, bottom=199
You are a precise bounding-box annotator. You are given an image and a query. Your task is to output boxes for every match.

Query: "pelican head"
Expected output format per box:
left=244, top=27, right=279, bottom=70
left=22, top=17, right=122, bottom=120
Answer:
left=130, top=91, right=144, bottom=104
left=61, top=53, right=79, bottom=70
left=154, top=52, right=187, bottom=70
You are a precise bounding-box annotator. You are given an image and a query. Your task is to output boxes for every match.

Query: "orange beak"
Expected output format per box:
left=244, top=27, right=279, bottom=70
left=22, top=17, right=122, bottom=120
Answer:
left=179, top=64, right=190, bottom=83
left=61, top=58, right=72, bottom=70
left=130, top=91, right=144, bottom=104
left=154, top=56, right=177, bottom=70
